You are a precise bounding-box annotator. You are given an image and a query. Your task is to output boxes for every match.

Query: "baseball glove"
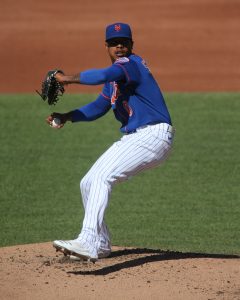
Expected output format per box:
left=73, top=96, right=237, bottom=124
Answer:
left=36, top=70, right=65, bottom=105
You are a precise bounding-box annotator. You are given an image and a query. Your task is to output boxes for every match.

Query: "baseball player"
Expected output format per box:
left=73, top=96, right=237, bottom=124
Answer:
left=49, top=23, right=175, bottom=262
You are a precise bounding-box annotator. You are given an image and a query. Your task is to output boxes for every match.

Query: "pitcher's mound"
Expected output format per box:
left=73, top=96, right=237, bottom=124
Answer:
left=0, top=242, right=239, bottom=300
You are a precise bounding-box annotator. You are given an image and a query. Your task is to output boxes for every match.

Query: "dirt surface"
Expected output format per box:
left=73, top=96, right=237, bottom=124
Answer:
left=0, top=0, right=240, bottom=93
left=0, top=242, right=239, bottom=300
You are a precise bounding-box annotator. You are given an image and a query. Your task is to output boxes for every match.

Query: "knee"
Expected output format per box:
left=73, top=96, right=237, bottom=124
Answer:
left=80, top=175, right=91, bottom=193
left=81, top=172, right=112, bottom=192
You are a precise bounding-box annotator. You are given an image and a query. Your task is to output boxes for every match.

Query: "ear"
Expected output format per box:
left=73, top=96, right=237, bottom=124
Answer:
left=105, top=42, right=110, bottom=54
left=130, top=40, right=134, bottom=50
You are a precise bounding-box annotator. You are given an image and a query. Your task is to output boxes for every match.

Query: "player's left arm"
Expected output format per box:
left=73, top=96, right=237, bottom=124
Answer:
left=55, top=65, right=126, bottom=85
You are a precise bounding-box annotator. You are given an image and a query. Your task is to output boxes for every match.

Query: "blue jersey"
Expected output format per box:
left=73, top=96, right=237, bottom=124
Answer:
left=72, top=54, right=172, bottom=133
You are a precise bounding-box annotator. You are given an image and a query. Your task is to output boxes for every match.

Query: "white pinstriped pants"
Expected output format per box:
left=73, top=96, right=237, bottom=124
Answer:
left=78, top=123, right=174, bottom=253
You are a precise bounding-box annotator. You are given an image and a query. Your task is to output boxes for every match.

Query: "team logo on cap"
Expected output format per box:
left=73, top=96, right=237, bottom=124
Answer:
left=114, top=24, right=121, bottom=31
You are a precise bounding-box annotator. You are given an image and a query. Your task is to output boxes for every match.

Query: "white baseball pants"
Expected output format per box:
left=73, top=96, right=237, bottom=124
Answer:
left=77, top=123, right=174, bottom=252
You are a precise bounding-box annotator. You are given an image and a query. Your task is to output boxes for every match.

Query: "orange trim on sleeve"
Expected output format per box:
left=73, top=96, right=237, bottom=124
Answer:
left=101, top=92, right=111, bottom=100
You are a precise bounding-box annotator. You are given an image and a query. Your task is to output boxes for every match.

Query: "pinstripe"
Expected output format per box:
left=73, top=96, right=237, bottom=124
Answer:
left=78, top=123, right=174, bottom=248
left=81, top=131, right=156, bottom=203
left=111, top=139, right=170, bottom=181
left=81, top=127, right=171, bottom=205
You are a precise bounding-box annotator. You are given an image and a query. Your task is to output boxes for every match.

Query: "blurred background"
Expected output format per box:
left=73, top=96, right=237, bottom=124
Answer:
left=0, top=0, right=239, bottom=93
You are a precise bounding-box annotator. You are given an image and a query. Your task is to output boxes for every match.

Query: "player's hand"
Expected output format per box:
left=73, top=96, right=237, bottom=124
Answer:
left=54, top=72, right=66, bottom=84
left=46, top=113, right=66, bottom=129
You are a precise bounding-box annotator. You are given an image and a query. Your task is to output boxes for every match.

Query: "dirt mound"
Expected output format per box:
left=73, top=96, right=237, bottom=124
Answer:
left=0, top=242, right=239, bottom=300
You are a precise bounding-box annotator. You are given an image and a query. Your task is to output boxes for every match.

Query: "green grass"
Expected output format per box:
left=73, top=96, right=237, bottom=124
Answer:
left=0, top=93, right=239, bottom=255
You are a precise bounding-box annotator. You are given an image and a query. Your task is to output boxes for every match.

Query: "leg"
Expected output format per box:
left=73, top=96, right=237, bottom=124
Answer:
left=78, top=123, right=174, bottom=252
left=78, top=141, right=120, bottom=251
left=53, top=123, right=174, bottom=261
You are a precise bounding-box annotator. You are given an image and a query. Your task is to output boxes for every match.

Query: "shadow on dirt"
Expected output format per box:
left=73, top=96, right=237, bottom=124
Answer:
left=68, top=248, right=240, bottom=276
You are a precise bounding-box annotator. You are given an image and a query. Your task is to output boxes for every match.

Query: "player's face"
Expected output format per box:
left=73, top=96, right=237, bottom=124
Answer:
left=105, top=38, right=133, bottom=62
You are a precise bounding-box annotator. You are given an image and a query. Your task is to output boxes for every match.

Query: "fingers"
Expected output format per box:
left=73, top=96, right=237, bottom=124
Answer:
left=46, top=115, right=53, bottom=125
left=54, top=72, right=65, bottom=84
left=46, top=113, right=65, bottom=129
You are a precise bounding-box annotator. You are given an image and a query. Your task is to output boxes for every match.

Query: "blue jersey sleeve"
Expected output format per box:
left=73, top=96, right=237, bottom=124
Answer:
left=71, top=89, right=111, bottom=122
left=113, top=57, right=141, bottom=86
left=80, top=65, right=126, bottom=85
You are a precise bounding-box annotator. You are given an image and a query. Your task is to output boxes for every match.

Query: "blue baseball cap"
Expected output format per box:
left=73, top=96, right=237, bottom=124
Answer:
left=105, top=23, right=132, bottom=41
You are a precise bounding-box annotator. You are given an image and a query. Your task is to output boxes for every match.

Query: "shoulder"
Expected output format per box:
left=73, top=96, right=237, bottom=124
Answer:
left=130, top=54, right=152, bottom=73
left=114, top=54, right=141, bottom=64
left=113, top=55, right=139, bottom=69
left=115, top=54, right=146, bottom=69
left=114, top=55, right=142, bottom=83
left=114, top=57, right=130, bottom=65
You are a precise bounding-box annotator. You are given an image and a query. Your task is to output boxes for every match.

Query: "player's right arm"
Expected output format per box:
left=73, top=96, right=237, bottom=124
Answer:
left=71, top=88, right=111, bottom=122
left=47, top=84, right=111, bottom=125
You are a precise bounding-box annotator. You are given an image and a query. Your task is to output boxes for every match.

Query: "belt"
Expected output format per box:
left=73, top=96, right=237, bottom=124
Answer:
left=128, top=122, right=174, bottom=134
